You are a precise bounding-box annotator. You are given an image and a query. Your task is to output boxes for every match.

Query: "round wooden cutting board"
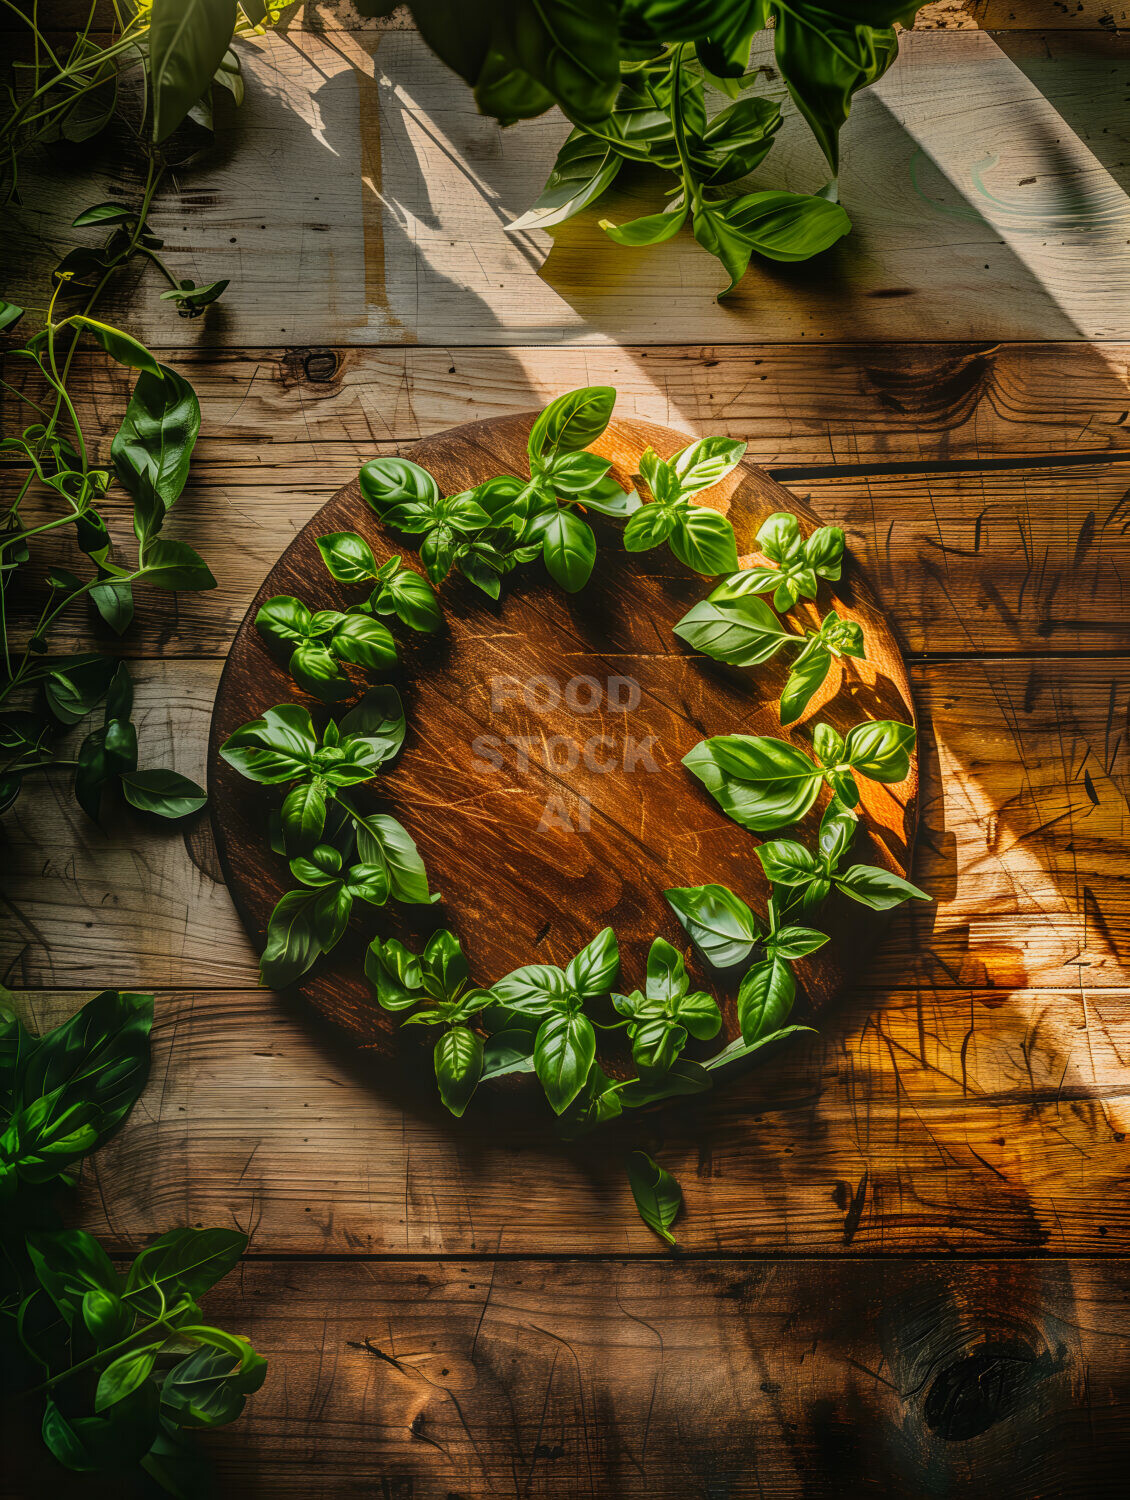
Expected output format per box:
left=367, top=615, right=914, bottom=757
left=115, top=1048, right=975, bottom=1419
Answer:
left=208, top=414, right=919, bottom=1088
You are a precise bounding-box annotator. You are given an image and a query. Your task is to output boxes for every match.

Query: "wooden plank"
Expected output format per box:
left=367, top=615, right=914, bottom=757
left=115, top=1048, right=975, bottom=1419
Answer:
left=4, top=31, right=1128, bottom=345
left=4, top=655, right=1128, bottom=994
left=9, top=342, right=1130, bottom=467
left=13, top=982, right=1130, bottom=1255
left=12, top=453, right=1130, bottom=656
left=7, top=1258, right=1130, bottom=1497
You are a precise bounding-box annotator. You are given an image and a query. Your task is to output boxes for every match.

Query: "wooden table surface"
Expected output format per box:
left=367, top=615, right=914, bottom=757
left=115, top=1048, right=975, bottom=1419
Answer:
left=5, top=3, right=1130, bottom=1495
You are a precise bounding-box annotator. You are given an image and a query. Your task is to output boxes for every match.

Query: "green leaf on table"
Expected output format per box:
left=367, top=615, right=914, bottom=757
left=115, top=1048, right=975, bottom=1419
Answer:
left=258, top=888, right=321, bottom=987
left=780, top=640, right=832, bottom=723
left=124, top=1226, right=247, bottom=1315
left=668, top=504, right=740, bottom=576
left=150, top=0, right=238, bottom=142
left=674, top=593, right=794, bottom=667
left=317, top=531, right=378, bottom=583
left=43, top=654, right=117, bottom=725
left=538, top=507, right=597, bottom=592
left=528, top=385, right=616, bottom=466
left=562, top=925, right=619, bottom=995
left=369, top=557, right=442, bottom=633
left=139, top=537, right=215, bottom=591
left=434, top=1026, right=484, bottom=1118
left=120, top=768, right=207, bottom=819
left=665, top=883, right=762, bottom=968
left=626, top=1150, right=681, bottom=1246
left=358, top=456, right=440, bottom=515
left=70, top=316, right=162, bottom=376
left=834, top=864, right=930, bottom=910
left=220, top=704, right=319, bottom=783
left=533, top=1011, right=597, bottom=1114
left=111, top=365, right=200, bottom=520
left=600, top=200, right=687, bottom=247
left=773, top=8, right=899, bottom=171
left=91, top=579, right=135, bottom=634
left=736, top=955, right=795, bottom=1044
left=95, top=1344, right=160, bottom=1412
left=329, top=614, right=397, bottom=672
left=507, top=131, right=621, bottom=231
left=683, top=734, right=823, bottom=832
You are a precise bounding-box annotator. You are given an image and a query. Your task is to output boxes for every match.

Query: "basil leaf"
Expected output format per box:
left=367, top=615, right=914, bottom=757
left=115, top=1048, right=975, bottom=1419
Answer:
left=600, top=200, right=687, bottom=246
left=619, top=1057, right=710, bottom=1107
left=626, top=1150, right=681, bottom=1246
left=120, top=768, right=206, bottom=819
left=95, top=1345, right=159, bottom=1412
left=111, top=364, right=200, bottom=519
left=756, top=840, right=820, bottom=886
left=623, top=502, right=676, bottom=552
left=255, top=595, right=313, bottom=648
left=69, top=316, right=161, bottom=377
left=221, top=704, right=319, bottom=783
left=736, top=956, right=796, bottom=1044
left=339, top=685, right=406, bottom=764
left=539, top=508, right=597, bottom=592
left=533, top=1011, right=596, bottom=1114
left=492, top=963, right=569, bottom=1016
left=359, top=456, right=440, bottom=514
left=704, top=1024, right=815, bottom=1071
left=365, top=936, right=424, bottom=1010
left=434, top=1027, right=484, bottom=1118
left=668, top=505, right=740, bottom=576
left=671, top=436, right=746, bottom=496
left=507, top=130, right=622, bottom=231
left=91, top=579, right=134, bottom=634
left=25, top=1229, right=121, bottom=1326
left=563, top=926, right=619, bottom=996
left=124, top=1226, right=247, bottom=1313
left=258, top=888, right=321, bottom=988
left=329, top=614, right=397, bottom=672
left=289, top=642, right=353, bottom=702
left=674, top=595, right=793, bottom=666
left=774, top=8, right=898, bottom=171
left=806, top=524, right=845, bottom=579
left=780, top=641, right=832, bottom=724
left=528, top=385, right=615, bottom=464
left=645, top=935, right=688, bottom=1005
left=631, top=1017, right=686, bottom=1079
left=683, top=734, right=823, bottom=832
left=841, top=718, right=915, bottom=783
left=43, top=653, right=117, bottom=725
left=546, top=450, right=612, bottom=494
left=834, top=864, right=930, bottom=910
left=572, top=473, right=641, bottom=517
left=280, top=782, right=326, bottom=854
left=371, top=563, right=441, bottom=633
left=722, top=189, right=852, bottom=263
left=352, top=809, right=434, bottom=903
left=310, top=882, right=352, bottom=951
left=665, top=883, right=761, bottom=968
left=317, top=531, right=378, bottom=583
left=818, top=800, right=857, bottom=865
left=138, top=537, right=216, bottom=591
left=769, top=925, right=828, bottom=960
left=674, top=989, right=722, bottom=1041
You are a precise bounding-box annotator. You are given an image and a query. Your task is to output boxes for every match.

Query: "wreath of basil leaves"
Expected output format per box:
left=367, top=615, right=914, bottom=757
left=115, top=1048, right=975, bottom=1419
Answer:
left=224, top=385, right=928, bottom=1150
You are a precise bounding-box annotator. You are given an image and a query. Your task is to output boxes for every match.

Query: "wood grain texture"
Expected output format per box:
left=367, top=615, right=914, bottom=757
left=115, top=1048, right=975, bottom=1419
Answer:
left=4, top=655, right=1127, bottom=995
left=15, top=983, right=1130, bottom=1255
left=4, top=30, right=1128, bottom=345
left=7, top=1258, right=1130, bottom=1499
left=10, top=342, right=1130, bottom=467
left=207, top=413, right=916, bottom=1065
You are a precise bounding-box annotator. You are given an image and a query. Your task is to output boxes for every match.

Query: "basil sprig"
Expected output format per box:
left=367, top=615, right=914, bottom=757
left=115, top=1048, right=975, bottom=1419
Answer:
left=612, top=937, right=721, bottom=1080
left=724, top=510, right=845, bottom=611
left=676, top=580, right=864, bottom=723
left=2, top=992, right=266, bottom=1489
left=317, top=536, right=443, bottom=634
left=255, top=594, right=398, bottom=702
left=684, top=717, right=915, bottom=832
left=623, top=439, right=744, bottom=576
left=491, top=928, right=620, bottom=1114
left=757, top=801, right=931, bottom=912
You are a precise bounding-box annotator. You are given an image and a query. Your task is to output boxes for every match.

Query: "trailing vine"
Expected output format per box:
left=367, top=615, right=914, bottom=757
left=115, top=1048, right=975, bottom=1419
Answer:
left=221, top=386, right=931, bottom=1140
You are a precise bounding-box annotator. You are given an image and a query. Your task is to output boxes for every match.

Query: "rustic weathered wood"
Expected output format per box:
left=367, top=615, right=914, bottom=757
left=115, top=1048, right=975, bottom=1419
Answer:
left=4, top=30, right=1128, bottom=345
left=8, top=1258, right=1130, bottom=1499
left=9, top=342, right=1130, bottom=467
left=4, top=654, right=1126, bottom=994
left=14, top=983, right=1130, bottom=1255
left=207, top=413, right=917, bottom=1066
left=15, top=451, right=1130, bottom=657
